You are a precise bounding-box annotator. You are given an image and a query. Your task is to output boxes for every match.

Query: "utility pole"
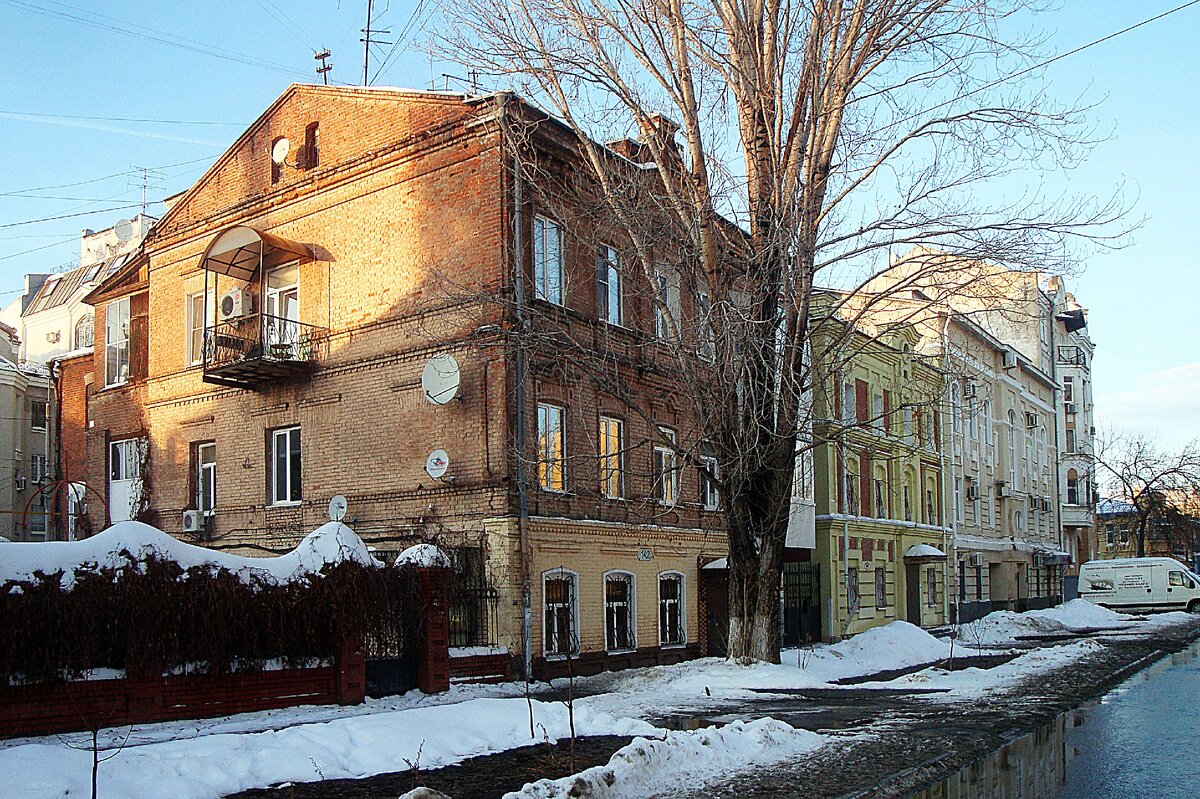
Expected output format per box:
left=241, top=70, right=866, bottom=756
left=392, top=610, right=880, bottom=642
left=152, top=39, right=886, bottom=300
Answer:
left=360, top=0, right=391, bottom=86
left=314, top=49, right=332, bottom=85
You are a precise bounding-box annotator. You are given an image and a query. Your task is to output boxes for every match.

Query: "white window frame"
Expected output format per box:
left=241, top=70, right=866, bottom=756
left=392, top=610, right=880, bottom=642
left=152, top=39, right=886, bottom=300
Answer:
left=30, top=454, right=48, bottom=484
left=542, top=568, right=579, bottom=658
left=537, top=402, right=566, bottom=493
left=596, top=244, right=621, bottom=325
left=30, top=400, right=48, bottom=432
left=696, top=290, right=715, bottom=361
left=653, top=426, right=679, bottom=505
left=603, top=570, right=637, bottom=653
left=104, top=297, right=130, bottom=387
left=74, top=313, right=94, bottom=350
left=842, top=382, right=857, bottom=424
left=598, top=415, right=624, bottom=499
left=186, top=290, right=213, bottom=366
left=653, top=265, right=680, bottom=340
left=658, top=571, right=686, bottom=647
left=699, top=448, right=720, bottom=511
left=533, top=216, right=565, bottom=305
left=197, top=441, right=216, bottom=515
left=875, top=565, right=887, bottom=610
left=270, top=426, right=302, bottom=506
left=872, top=393, right=884, bottom=431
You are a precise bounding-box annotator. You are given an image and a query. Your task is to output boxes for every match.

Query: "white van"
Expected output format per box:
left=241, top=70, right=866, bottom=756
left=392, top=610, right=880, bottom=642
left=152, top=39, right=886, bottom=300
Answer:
left=1078, top=558, right=1200, bottom=614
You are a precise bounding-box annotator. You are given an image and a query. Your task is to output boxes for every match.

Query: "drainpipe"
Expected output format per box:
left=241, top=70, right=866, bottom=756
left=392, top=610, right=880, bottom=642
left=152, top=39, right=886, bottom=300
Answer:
left=508, top=111, right=533, bottom=682
left=1046, top=289, right=1066, bottom=593
left=939, top=313, right=953, bottom=624
left=841, top=518, right=849, bottom=637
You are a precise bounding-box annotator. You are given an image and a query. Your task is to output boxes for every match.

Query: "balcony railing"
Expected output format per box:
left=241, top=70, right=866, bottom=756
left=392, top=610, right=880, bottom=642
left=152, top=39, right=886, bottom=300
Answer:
left=202, top=314, right=328, bottom=389
left=1057, top=346, right=1084, bottom=366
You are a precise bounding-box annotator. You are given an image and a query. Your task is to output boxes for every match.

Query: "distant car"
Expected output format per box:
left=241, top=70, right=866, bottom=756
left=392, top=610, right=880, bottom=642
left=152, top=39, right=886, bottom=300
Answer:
left=1078, top=557, right=1200, bottom=614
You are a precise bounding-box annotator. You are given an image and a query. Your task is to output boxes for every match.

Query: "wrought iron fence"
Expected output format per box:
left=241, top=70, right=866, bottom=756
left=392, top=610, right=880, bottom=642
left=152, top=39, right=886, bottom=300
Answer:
left=203, top=314, right=328, bottom=371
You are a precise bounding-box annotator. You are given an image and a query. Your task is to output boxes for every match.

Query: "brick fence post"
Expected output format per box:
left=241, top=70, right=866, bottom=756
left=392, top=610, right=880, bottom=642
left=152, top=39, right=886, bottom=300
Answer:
left=335, top=636, right=366, bottom=705
left=417, top=567, right=451, bottom=694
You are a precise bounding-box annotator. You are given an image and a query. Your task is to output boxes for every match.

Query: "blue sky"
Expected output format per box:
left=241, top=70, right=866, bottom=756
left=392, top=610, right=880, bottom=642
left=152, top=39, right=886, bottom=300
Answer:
left=1, top=1, right=1197, bottom=447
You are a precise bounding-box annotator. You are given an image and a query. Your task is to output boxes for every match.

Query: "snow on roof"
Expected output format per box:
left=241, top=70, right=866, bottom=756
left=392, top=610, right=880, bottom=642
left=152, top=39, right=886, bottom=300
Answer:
left=903, top=543, right=947, bottom=559
left=0, top=521, right=381, bottom=589
left=395, top=543, right=450, bottom=568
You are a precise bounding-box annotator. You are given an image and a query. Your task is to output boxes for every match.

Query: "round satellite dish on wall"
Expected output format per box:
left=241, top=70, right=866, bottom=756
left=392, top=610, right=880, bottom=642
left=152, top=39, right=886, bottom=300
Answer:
left=425, top=449, right=450, bottom=480
left=271, top=137, right=291, bottom=165
left=327, top=494, right=348, bottom=522
left=421, top=354, right=461, bottom=405
left=113, top=218, right=134, bottom=243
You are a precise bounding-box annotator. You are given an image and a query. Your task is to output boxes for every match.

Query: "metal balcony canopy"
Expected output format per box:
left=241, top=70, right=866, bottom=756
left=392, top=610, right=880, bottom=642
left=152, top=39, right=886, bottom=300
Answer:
left=200, top=225, right=312, bottom=280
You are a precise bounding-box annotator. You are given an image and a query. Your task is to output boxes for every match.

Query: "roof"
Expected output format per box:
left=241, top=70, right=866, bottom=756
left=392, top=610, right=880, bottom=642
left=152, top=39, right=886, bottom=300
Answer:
left=1097, top=497, right=1136, bottom=517
left=23, top=254, right=127, bottom=316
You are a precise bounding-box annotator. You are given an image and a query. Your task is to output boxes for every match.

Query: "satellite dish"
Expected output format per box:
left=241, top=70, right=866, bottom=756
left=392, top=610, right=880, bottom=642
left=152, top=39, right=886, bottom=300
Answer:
left=327, top=494, right=348, bottom=522
left=271, top=137, right=291, bottom=165
left=421, top=354, right=461, bottom=405
left=425, top=449, right=450, bottom=480
left=113, top=219, right=134, bottom=243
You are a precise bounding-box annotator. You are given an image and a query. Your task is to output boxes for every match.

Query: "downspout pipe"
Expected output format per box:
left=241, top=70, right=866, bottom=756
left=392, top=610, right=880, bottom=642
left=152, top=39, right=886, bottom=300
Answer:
left=939, top=313, right=954, bottom=625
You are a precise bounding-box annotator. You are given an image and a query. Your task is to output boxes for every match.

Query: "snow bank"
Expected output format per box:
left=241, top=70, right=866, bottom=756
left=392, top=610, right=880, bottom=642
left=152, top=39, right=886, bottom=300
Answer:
left=0, top=697, right=654, bottom=799
left=1028, top=599, right=1129, bottom=629
left=396, top=543, right=451, bottom=568
left=506, top=718, right=825, bottom=799
left=0, top=521, right=380, bottom=589
left=957, top=600, right=1139, bottom=647
left=822, top=620, right=954, bottom=673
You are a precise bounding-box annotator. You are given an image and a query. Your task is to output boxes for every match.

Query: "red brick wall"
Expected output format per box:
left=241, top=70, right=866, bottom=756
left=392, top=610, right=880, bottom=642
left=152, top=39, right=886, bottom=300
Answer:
left=55, top=353, right=91, bottom=487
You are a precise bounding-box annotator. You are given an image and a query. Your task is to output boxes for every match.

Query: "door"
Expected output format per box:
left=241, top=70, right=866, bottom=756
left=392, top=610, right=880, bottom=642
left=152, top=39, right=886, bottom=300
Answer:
left=265, top=263, right=299, bottom=355
left=702, top=568, right=729, bottom=657
left=905, top=563, right=921, bottom=624
left=108, top=438, right=144, bottom=522
left=783, top=562, right=822, bottom=645
left=66, top=482, right=87, bottom=541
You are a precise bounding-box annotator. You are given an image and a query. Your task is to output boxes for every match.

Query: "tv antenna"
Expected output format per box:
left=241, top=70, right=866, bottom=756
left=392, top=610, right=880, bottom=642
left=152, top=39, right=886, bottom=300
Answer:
left=360, top=0, right=391, bottom=86
left=314, top=49, right=332, bottom=85
left=128, top=165, right=164, bottom=215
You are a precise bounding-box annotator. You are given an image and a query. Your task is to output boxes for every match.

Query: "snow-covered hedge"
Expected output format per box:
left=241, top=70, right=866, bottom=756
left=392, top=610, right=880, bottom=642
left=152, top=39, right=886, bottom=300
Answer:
left=0, top=522, right=423, bottom=685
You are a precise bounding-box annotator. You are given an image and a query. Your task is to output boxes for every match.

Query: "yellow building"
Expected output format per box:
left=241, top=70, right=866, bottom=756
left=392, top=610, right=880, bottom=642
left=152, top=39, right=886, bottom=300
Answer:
left=811, top=293, right=949, bottom=640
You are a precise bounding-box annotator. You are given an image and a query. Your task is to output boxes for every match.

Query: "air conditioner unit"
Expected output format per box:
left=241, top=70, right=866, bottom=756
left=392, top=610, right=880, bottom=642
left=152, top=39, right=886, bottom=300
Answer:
left=219, top=288, right=250, bottom=321
left=1064, top=402, right=1077, bottom=415
left=969, top=553, right=984, bottom=567
left=996, top=481, right=1010, bottom=499
left=963, top=381, right=977, bottom=399
left=14, top=476, right=26, bottom=491
left=1002, top=349, right=1018, bottom=370
left=1025, top=412, right=1038, bottom=428
left=181, top=510, right=205, bottom=533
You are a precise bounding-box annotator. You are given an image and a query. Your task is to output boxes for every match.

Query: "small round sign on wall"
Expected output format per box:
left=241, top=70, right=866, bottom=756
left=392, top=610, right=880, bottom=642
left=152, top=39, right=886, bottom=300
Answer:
left=425, top=449, right=450, bottom=480
left=637, top=547, right=653, bottom=561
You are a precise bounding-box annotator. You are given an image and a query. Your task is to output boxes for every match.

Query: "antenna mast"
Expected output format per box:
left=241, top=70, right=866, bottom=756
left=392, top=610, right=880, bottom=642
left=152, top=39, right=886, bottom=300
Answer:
left=360, top=0, right=391, bottom=86
left=315, top=49, right=332, bottom=85
left=128, top=166, right=164, bottom=216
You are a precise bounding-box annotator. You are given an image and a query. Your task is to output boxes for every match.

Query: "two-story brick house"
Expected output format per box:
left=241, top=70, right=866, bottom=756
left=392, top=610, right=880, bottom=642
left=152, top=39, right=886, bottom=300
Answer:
left=69, top=84, right=728, bottom=679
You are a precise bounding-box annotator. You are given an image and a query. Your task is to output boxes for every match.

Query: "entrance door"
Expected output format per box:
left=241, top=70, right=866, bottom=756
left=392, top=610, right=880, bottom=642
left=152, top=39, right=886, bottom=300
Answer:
left=108, top=438, right=144, bottom=522
left=265, top=263, right=299, bottom=355
left=905, top=563, right=921, bottom=624
left=701, top=568, right=729, bottom=657
left=783, top=562, right=822, bottom=645
left=66, top=482, right=87, bottom=541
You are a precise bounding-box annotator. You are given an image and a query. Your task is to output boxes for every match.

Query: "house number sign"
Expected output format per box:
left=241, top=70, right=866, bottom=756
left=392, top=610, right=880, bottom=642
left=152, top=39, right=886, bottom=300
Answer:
left=636, top=547, right=653, bottom=561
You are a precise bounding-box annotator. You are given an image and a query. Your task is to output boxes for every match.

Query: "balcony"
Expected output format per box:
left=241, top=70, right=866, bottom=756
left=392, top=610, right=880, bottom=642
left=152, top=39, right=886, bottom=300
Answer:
left=202, top=314, right=328, bottom=389
left=1057, top=346, right=1085, bottom=366
left=1061, top=503, right=1094, bottom=528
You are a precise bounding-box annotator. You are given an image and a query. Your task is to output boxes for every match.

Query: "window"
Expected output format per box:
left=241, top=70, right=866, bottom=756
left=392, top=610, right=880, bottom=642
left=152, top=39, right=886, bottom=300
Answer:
left=598, top=416, right=624, bottom=499
left=902, top=407, right=914, bottom=443
left=533, top=216, right=564, bottom=305
left=302, top=121, right=320, bottom=169
left=537, top=403, right=565, bottom=492
left=927, top=567, right=937, bottom=607
left=654, top=266, right=680, bottom=339
left=954, top=478, right=963, bottom=524
left=959, top=560, right=967, bottom=602
left=104, top=297, right=131, bottom=387
left=699, top=442, right=719, bottom=510
left=1169, top=571, right=1195, bottom=590
left=975, top=564, right=983, bottom=600
left=110, top=438, right=142, bottom=483
left=74, top=314, right=94, bottom=349
left=29, top=493, right=48, bottom=534
left=1066, top=428, right=1077, bottom=453
left=1007, top=409, right=1017, bottom=486
left=847, top=567, right=860, bottom=612
left=30, top=454, right=48, bottom=484
left=1063, top=377, right=1074, bottom=403
left=842, top=382, right=856, bottom=423
left=925, top=487, right=936, bottom=526
left=844, top=467, right=858, bottom=515
left=875, top=567, right=886, bottom=609
left=543, top=569, right=578, bottom=657
left=604, top=572, right=635, bottom=651
left=659, top=573, right=685, bottom=646
left=696, top=290, right=715, bottom=360
left=872, top=393, right=884, bottom=431
left=653, top=426, right=678, bottom=505
left=30, top=401, right=47, bottom=431
left=265, top=263, right=300, bottom=352
left=270, top=426, right=302, bottom=505
left=596, top=245, right=622, bottom=325
left=1066, top=469, right=1079, bottom=505
left=196, top=442, right=216, bottom=515
left=1106, top=525, right=1116, bottom=547
left=874, top=477, right=887, bottom=518
left=109, top=437, right=144, bottom=523
left=186, top=291, right=211, bottom=366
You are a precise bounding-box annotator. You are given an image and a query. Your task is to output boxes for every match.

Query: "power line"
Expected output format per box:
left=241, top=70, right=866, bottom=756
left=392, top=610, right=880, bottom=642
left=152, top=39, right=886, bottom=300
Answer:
left=371, top=0, right=436, bottom=84
left=0, top=155, right=218, bottom=199
left=0, top=204, right=145, bottom=231
left=0, top=109, right=243, bottom=127
left=0, top=0, right=311, bottom=79
left=0, top=236, right=79, bottom=262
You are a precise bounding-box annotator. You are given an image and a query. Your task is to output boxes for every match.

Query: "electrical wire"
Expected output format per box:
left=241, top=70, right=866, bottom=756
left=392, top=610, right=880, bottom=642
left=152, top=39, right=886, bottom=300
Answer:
left=0, top=110, right=243, bottom=127
left=0, top=155, right=219, bottom=198
left=0, top=204, right=145, bottom=231
left=0, top=236, right=79, bottom=262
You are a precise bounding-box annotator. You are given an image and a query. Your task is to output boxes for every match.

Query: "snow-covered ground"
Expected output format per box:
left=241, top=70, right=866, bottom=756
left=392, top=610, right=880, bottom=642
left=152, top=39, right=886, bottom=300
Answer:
left=0, top=600, right=1191, bottom=799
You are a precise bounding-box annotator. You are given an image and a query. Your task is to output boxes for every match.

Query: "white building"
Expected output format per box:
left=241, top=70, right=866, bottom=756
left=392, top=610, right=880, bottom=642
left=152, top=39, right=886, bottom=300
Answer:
left=0, top=325, right=51, bottom=540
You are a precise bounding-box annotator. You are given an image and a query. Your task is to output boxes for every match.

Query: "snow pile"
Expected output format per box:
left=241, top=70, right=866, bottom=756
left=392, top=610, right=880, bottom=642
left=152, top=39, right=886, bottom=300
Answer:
left=0, top=697, right=655, bottom=799
left=506, top=718, right=825, bottom=799
left=822, top=620, right=954, bottom=674
left=957, top=600, right=1136, bottom=647
left=889, top=639, right=1107, bottom=695
left=0, top=521, right=380, bottom=589
left=1028, top=599, right=1130, bottom=629
left=395, top=543, right=451, bottom=568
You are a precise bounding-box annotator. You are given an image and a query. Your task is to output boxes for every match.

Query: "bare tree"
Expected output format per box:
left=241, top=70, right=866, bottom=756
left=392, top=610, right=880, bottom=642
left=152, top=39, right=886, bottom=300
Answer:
left=437, top=0, right=1127, bottom=662
left=1096, top=432, right=1200, bottom=559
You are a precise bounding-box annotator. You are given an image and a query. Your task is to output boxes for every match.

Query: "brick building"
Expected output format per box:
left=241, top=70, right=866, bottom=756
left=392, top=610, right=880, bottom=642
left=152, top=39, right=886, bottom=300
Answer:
left=67, top=84, right=726, bottom=679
